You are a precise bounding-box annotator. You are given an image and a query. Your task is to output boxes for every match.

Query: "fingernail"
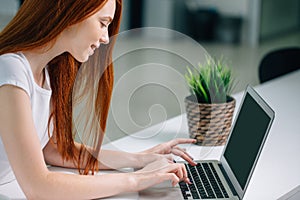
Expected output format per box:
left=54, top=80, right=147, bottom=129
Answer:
left=187, top=178, right=192, bottom=185
left=191, top=161, right=197, bottom=166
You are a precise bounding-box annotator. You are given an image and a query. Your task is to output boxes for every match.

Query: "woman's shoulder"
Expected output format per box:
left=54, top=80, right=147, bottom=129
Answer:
left=0, top=52, right=28, bottom=71
left=0, top=53, right=32, bottom=96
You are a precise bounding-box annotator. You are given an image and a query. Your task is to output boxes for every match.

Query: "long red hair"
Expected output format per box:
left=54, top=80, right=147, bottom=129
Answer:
left=0, top=0, right=122, bottom=174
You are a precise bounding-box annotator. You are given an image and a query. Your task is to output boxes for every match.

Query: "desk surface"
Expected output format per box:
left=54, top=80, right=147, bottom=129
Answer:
left=103, top=69, right=300, bottom=199
left=1, top=70, right=299, bottom=199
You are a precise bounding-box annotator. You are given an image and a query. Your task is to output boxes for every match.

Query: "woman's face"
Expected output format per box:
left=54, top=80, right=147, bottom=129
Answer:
left=62, top=0, right=116, bottom=62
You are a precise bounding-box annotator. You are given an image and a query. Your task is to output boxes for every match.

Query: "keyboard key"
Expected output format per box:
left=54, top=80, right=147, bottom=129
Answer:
left=202, top=163, right=223, bottom=198
left=180, top=162, right=231, bottom=199
left=209, top=163, right=229, bottom=198
left=196, top=164, right=216, bottom=198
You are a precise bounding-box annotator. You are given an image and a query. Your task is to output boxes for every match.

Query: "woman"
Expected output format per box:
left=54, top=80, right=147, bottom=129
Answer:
left=0, top=0, right=196, bottom=199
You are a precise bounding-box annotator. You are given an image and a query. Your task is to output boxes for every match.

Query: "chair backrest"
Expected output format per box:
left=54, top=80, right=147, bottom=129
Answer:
left=258, top=47, right=300, bottom=83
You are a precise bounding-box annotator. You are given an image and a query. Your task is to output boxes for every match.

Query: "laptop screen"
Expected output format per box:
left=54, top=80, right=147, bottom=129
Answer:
left=223, top=92, right=272, bottom=190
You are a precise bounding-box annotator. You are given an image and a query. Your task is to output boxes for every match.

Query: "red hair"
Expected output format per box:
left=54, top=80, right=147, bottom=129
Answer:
left=0, top=0, right=122, bottom=174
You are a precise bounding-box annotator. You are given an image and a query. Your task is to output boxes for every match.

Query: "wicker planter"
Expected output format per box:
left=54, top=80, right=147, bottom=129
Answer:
left=185, top=95, right=236, bottom=146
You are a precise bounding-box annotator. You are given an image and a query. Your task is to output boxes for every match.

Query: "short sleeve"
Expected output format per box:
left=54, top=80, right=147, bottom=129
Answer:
left=0, top=54, right=32, bottom=97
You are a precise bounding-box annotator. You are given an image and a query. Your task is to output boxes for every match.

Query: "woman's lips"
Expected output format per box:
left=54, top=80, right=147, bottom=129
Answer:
left=89, top=44, right=100, bottom=56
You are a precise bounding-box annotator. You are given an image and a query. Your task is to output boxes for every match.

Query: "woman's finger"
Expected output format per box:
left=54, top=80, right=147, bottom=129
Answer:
left=171, top=148, right=197, bottom=166
left=173, top=163, right=191, bottom=184
left=169, top=138, right=197, bottom=147
left=164, top=154, right=174, bottom=162
left=173, top=146, right=194, bottom=160
left=159, top=163, right=191, bottom=186
left=179, top=163, right=191, bottom=184
left=161, top=173, right=179, bottom=186
left=176, top=164, right=184, bottom=180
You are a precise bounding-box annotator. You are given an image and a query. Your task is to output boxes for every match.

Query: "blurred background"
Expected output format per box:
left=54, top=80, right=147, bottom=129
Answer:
left=1, top=0, right=299, bottom=143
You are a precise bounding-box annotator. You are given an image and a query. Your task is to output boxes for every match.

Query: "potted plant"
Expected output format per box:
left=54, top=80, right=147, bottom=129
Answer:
left=184, top=56, right=236, bottom=146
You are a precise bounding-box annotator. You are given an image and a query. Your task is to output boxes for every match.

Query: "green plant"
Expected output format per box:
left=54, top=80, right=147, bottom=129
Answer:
left=185, top=56, right=235, bottom=104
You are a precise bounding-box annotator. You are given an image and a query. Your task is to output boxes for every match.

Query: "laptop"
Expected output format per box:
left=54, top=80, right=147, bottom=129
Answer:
left=177, top=85, right=275, bottom=200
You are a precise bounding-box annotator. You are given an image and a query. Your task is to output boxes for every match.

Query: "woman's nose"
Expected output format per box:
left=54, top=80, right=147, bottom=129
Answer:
left=100, top=31, right=109, bottom=44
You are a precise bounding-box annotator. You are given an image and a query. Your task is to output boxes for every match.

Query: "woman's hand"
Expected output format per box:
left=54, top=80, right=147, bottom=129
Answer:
left=141, top=138, right=197, bottom=166
left=131, top=157, right=191, bottom=191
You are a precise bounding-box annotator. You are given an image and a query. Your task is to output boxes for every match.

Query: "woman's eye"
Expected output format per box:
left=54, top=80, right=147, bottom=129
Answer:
left=101, top=22, right=108, bottom=28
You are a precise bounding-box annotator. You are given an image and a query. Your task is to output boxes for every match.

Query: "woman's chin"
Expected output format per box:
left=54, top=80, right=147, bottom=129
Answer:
left=69, top=50, right=92, bottom=63
left=73, top=54, right=89, bottom=63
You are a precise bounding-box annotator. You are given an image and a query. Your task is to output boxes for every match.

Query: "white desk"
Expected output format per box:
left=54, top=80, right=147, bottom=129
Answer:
left=103, top=69, right=300, bottom=199
left=1, top=70, right=299, bottom=199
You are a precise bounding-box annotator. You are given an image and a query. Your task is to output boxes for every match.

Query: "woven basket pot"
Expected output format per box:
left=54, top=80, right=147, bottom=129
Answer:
left=184, top=95, right=236, bottom=146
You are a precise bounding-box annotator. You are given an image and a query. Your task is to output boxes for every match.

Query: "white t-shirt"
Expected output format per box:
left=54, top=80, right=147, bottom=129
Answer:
left=0, top=52, right=52, bottom=185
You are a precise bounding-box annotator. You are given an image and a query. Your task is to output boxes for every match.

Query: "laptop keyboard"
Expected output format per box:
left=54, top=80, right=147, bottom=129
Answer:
left=179, top=163, right=230, bottom=199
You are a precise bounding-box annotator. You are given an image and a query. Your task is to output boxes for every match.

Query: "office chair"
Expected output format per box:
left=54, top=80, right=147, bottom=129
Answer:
left=258, top=47, right=300, bottom=83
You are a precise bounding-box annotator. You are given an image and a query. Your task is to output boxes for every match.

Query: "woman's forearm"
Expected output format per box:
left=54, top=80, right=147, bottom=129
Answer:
left=30, top=170, right=134, bottom=200
left=98, top=150, right=143, bottom=170
left=44, top=140, right=145, bottom=170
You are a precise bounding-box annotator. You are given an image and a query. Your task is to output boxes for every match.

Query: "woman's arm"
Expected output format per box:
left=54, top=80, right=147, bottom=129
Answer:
left=43, top=141, right=154, bottom=170
left=0, top=85, right=129, bottom=199
left=0, top=85, right=187, bottom=199
left=44, top=134, right=196, bottom=170
left=44, top=139, right=175, bottom=170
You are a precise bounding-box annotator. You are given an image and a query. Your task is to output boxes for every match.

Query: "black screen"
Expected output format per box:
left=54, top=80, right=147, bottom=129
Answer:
left=224, top=93, right=271, bottom=189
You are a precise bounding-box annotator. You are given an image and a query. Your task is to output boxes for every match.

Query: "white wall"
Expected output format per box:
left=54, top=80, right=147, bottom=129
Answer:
left=0, top=0, right=18, bottom=15
left=0, top=0, right=18, bottom=30
left=143, top=0, right=174, bottom=29
left=142, top=0, right=175, bottom=39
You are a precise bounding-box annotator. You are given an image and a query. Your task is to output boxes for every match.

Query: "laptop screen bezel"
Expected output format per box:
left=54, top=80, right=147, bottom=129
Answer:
left=220, top=85, right=275, bottom=199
